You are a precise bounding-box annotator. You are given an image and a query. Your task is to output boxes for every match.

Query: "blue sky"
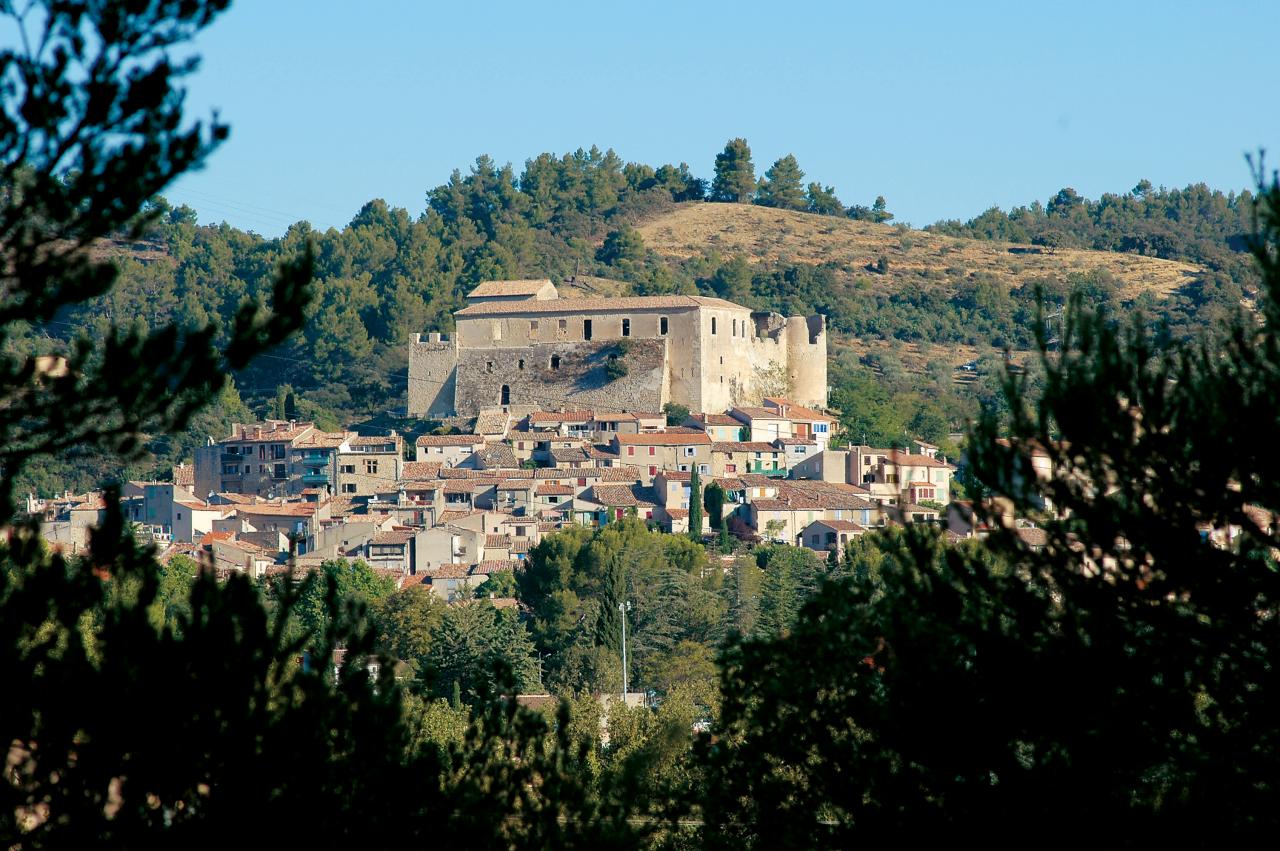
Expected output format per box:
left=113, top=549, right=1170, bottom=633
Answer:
left=166, top=0, right=1280, bottom=236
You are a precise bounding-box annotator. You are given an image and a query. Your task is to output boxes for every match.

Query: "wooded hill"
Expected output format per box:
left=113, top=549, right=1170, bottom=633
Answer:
left=10, top=142, right=1260, bottom=493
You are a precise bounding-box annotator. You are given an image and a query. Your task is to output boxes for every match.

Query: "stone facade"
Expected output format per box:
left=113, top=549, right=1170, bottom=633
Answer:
left=408, top=281, right=827, bottom=417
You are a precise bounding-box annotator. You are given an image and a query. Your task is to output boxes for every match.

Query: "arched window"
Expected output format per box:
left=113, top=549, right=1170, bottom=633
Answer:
left=500, top=385, right=510, bottom=405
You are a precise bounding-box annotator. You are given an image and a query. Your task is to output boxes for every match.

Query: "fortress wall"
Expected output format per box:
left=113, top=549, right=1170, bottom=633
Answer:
left=408, top=334, right=459, bottom=417
left=786, top=314, right=828, bottom=408
left=451, top=339, right=668, bottom=416
left=457, top=307, right=694, bottom=348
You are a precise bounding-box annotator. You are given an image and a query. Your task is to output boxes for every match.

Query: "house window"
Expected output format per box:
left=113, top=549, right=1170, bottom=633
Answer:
left=177, top=512, right=182, bottom=521
left=699, top=464, right=710, bottom=474
left=684, top=446, right=696, bottom=457
left=583, top=319, right=593, bottom=340
left=529, top=320, right=538, bottom=334
left=364, top=459, right=378, bottom=475
left=501, top=385, right=510, bottom=405
left=340, top=464, right=355, bottom=474
left=649, top=466, right=657, bottom=476
left=550, top=355, right=560, bottom=370
left=577, top=477, right=587, bottom=486
left=659, top=316, right=668, bottom=335
left=342, top=484, right=357, bottom=494
left=274, top=463, right=286, bottom=479
left=621, top=318, right=630, bottom=337
left=711, top=316, right=717, bottom=335
left=726, top=463, right=737, bottom=473
left=648, top=446, right=656, bottom=456
left=627, top=446, right=635, bottom=456
left=558, top=318, right=567, bottom=333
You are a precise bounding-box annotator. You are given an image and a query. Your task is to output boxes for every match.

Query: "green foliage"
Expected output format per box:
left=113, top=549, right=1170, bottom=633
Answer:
left=597, top=225, right=646, bottom=265
left=687, top=468, right=703, bottom=542
left=696, top=164, right=1280, bottom=844
left=473, top=569, right=518, bottom=599
left=372, top=584, right=445, bottom=670
left=430, top=601, right=539, bottom=702
left=292, top=558, right=397, bottom=638
left=711, top=138, right=757, bottom=203
left=704, top=482, right=726, bottom=532
left=755, top=154, right=806, bottom=211
left=805, top=182, right=844, bottom=216
left=662, top=401, right=690, bottom=426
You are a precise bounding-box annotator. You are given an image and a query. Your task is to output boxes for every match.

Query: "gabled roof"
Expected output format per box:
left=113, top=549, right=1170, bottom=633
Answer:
left=882, top=452, right=954, bottom=469
left=711, top=441, right=782, bottom=453
left=372, top=530, right=415, bottom=546
left=415, top=433, right=485, bottom=447
left=527, top=410, right=595, bottom=424
left=402, top=461, right=443, bottom=480
left=805, top=519, right=865, bottom=532
left=761, top=397, right=835, bottom=422
left=466, top=278, right=554, bottom=298
left=687, top=412, right=741, bottom=427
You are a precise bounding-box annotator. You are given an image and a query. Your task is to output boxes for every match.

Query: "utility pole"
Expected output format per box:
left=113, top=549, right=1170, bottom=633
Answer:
left=619, top=600, right=632, bottom=701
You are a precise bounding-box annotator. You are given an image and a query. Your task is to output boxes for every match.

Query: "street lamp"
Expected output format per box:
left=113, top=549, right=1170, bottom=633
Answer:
left=618, top=600, right=632, bottom=702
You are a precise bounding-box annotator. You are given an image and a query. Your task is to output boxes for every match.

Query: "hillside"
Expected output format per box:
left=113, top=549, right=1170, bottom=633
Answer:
left=635, top=202, right=1205, bottom=298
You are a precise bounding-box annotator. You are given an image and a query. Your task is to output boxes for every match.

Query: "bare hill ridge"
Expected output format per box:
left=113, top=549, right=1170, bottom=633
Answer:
left=635, top=202, right=1204, bottom=298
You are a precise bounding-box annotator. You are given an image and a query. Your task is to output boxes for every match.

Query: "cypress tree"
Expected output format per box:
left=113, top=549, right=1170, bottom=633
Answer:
left=688, top=468, right=703, bottom=541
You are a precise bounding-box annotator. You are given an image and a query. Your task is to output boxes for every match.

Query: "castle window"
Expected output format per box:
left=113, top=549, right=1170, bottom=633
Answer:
left=583, top=319, right=593, bottom=340
left=732, top=318, right=737, bottom=336
left=501, top=385, right=510, bottom=405
left=486, top=361, right=494, bottom=373
left=529, top=320, right=538, bottom=334
left=558, top=318, right=567, bottom=333
left=621, top=318, right=630, bottom=337
left=660, top=316, right=668, bottom=335
left=550, top=355, right=560, bottom=370
left=518, top=359, right=525, bottom=370
left=720, top=356, right=724, bottom=365
left=711, top=317, right=717, bottom=335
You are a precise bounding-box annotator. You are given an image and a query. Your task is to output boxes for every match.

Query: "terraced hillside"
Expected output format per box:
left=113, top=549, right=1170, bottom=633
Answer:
left=635, top=202, right=1206, bottom=298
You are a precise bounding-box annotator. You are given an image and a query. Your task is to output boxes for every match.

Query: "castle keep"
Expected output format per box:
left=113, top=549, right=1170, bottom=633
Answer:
left=408, top=279, right=827, bottom=417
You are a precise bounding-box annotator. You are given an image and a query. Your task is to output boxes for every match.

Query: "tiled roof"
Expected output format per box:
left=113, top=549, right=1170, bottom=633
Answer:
left=372, top=530, right=415, bottom=545
left=883, top=452, right=954, bottom=469
left=664, top=508, right=689, bottom=519
left=551, top=447, right=591, bottom=463
left=467, top=278, right=553, bottom=298
left=600, top=466, right=643, bottom=481
left=497, top=479, right=534, bottom=491
left=1016, top=527, right=1048, bottom=547
left=591, top=411, right=637, bottom=421
left=426, top=563, right=470, bottom=579
left=776, top=437, right=816, bottom=446
left=455, top=294, right=744, bottom=316
left=807, top=519, right=865, bottom=532
left=535, top=484, right=574, bottom=496
left=476, top=444, right=518, bottom=467
left=730, top=406, right=787, bottom=420
left=711, top=441, right=781, bottom=453
left=472, top=559, right=516, bottom=575
left=294, top=431, right=351, bottom=448
left=688, top=412, right=740, bottom=426
left=762, top=397, right=836, bottom=422
left=485, top=534, right=511, bottom=548
left=402, top=461, right=443, bottom=480
left=349, top=435, right=399, bottom=448
left=237, top=503, right=317, bottom=517
left=473, top=410, right=510, bottom=436
left=416, top=433, right=484, bottom=447
left=528, top=410, right=594, bottom=424
left=656, top=470, right=691, bottom=482
left=172, top=465, right=194, bottom=487
left=590, top=484, right=642, bottom=506
left=615, top=432, right=710, bottom=446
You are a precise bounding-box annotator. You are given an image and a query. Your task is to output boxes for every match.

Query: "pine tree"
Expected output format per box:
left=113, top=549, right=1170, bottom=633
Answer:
left=711, top=138, right=757, bottom=203
left=755, top=154, right=806, bottom=210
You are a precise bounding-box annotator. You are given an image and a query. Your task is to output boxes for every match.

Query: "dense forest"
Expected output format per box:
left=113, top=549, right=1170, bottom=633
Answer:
left=8, top=138, right=1259, bottom=495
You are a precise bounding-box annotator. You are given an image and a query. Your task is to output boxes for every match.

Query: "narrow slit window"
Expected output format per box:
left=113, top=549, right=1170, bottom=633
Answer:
left=621, top=318, right=630, bottom=337
left=660, top=316, right=668, bottom=335
left=500, top=385, right=510, bottom=405
left=584, top=319, right=593, bottom=340
left=711, top=317, right=717, bottom=335
left=551, top=355, right=560, bottom=370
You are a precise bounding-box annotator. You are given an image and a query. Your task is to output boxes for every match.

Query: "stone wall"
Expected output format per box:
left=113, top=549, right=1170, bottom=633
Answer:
left=408, top=334, right=458, bottom=417
left=452, top=339, right=668, bottom=416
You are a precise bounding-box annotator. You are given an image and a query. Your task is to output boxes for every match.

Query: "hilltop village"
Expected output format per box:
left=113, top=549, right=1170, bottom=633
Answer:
left=27, top=279, right=980, bottom=594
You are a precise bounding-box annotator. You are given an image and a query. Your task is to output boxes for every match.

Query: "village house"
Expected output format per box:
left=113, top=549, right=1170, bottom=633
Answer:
left=413, top=433, right=485, bottom=466
left=613, top=431, right=712, bottom=482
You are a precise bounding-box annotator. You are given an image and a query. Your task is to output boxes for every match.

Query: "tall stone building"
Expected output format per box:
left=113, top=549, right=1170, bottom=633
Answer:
left=408, top=279, right=827, bottom=416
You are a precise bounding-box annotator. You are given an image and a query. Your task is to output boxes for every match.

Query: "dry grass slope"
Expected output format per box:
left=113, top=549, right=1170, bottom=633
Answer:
left=635, top=202, right=1204, bottom=298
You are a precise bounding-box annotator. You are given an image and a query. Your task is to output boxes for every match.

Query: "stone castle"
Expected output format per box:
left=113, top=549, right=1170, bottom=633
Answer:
left=407, top=278, right=827, bottom=417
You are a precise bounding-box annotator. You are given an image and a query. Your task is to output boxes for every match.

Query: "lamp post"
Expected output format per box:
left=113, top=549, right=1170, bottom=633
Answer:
left=619, top=600, right=632, bottom=701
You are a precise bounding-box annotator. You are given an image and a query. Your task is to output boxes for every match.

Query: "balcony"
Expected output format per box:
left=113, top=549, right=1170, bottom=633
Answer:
left=295, top=451, right=332, bottom=466
left=301, top=471, right=331, bottom=486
